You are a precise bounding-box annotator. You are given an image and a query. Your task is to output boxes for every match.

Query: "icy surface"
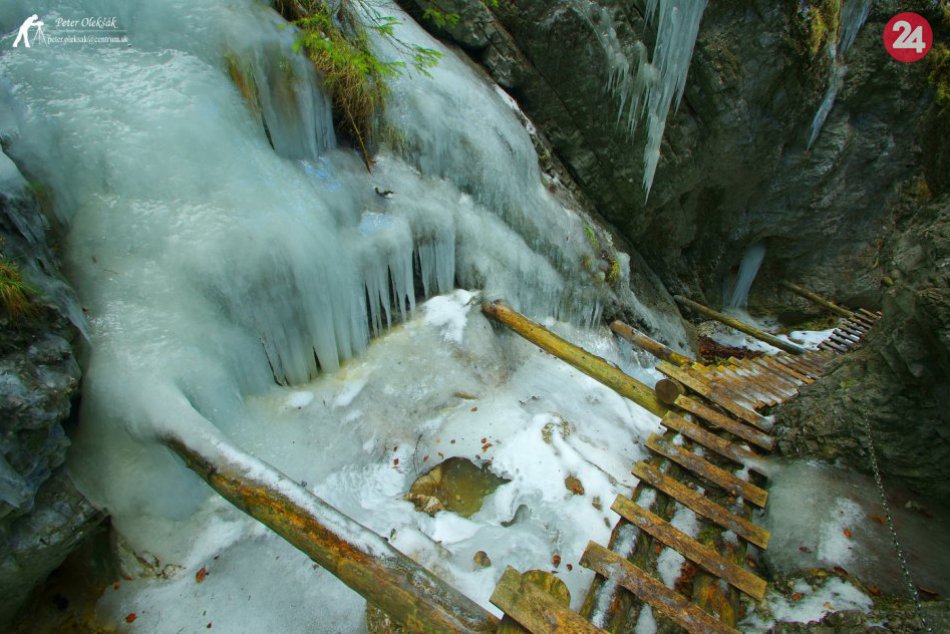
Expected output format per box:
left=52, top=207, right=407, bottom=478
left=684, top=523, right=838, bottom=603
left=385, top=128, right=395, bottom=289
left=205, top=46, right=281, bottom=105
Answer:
left=724, top=241, right=766, bottom=309
left=581, top=0, right=707, bottom=196
left=763, top=460, right=950, bottom=597
left=0, top=1, right=683, bottom=630
left=744, top=577, right=873, bottom=631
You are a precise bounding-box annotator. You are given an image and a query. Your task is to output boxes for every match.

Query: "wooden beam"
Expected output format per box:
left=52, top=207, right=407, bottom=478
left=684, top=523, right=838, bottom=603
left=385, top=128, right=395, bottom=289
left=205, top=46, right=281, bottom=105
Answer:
left=490, top=567, right=605, bottom=634
left=657, top=361, right=769, bottom=431
left=659, top=414, right=766, bottom=474
left=610, top=497, right=767, bottom=600
left=609, top=321, right=694, bottom=367
left=780, top=281, right=855, bottom=318
left=673, top=395, right=774, bottom=452
left=483, top=302, right=667, bottom=417
left=165, top=435, right=498, bottom=633
left=633, top=463, right=770, bottom=549
left=674, top=296, right=806, bottom=355
left=580, top=542, right=740, bottom=634
left=646, top=435, right=768, bottom=508
left=656, top=378, right=687, bottom=406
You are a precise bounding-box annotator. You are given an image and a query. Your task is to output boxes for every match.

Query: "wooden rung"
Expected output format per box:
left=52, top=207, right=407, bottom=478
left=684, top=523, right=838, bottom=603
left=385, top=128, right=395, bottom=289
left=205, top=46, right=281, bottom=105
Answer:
left=833, top=330, right=860, bottom=343
left=755, top=357, right=811, bottom=384
left=633, top=463, right=770, bottom=549
left=718, top=366, right=787, bottom=403
left=657, top=362, right=769, bottom=430
left=857, top=308, right=880, bottom=321
left=580, top=542, right=740, bottom=634
left=660, top=414, right=766, bottom=474
left=646, top=434, right=768, bottom=507
left=741, top=359, right=800, bottom=392
left=697, top=365, right=767, bottom=409
left=727, top=368, right=794, bottom=402
left=821, top=340, right=849, bottom=354
left=490, top=567, right=605, bottom=634
left=610, top=496, right=768, bottom=600
left=673, top=395, right=774, bottom=452
left=775, top=354, right=820, bottom=375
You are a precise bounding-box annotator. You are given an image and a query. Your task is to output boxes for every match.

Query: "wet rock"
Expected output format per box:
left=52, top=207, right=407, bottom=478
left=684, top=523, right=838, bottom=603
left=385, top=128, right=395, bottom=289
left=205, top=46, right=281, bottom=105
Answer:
left=473, top=550, right=491, bottom=568
left=405, top=457, right=508, bottom=517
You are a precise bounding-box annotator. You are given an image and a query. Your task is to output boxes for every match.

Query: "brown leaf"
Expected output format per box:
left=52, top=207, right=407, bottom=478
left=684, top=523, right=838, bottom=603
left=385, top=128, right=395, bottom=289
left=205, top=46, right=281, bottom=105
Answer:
left=791, top=592, right=803, bottom=601
left=866, top=514, right=886, bottom=525
left=843, top=527, right=853, bottom=539
left=125, top=613, right=137, bottom=623
left=481, top=443, right=493, bottom=452
left=552, top=554, right=561, bottom=567
left=868, top=585, right=882, bottom=597
left=196, top=567, right=208, bottom=583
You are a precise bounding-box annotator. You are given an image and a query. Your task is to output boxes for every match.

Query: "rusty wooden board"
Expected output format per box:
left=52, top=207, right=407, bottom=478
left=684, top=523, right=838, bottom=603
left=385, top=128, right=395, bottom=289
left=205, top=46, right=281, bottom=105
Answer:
left=610, top=496, right=767, bottom=600
left=660, top=414, right=765, bottom=474
left=658, top=362, right=768, bottom=430
left=754, top=357, right=811, bottom=384
left=633, top=463, right=770, bottom=549
left=580, top=542, right=740, bottom=634
left=490, top=567, right=606, bottom=634
left=673, top=395, right=774, bottom=452
left=646, top=434, right=768, bottom=508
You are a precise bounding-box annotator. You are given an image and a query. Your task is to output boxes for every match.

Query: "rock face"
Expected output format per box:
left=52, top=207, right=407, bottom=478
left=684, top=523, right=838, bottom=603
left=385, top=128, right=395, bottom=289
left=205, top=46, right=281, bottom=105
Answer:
left=397, top=0, right=940, bottom=309
left=0, top=149, right=101, bottom=625
left=777, top=192, right=950, bottom=504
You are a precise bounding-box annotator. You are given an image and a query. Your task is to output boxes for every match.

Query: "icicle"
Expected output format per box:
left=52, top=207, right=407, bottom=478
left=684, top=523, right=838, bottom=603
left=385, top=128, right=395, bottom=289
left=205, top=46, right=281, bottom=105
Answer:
left=725, top=241, right=767, bottom=309
left=808, top=0, right=872, bottom=148
left=580, top=0, right=707, bottom=197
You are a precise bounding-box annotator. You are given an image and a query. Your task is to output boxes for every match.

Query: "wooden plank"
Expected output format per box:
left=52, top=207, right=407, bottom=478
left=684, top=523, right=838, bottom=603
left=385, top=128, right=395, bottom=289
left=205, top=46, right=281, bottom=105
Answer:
left=490, top=567, right=605, bottom=634
left=742, top=358, right=801, bottom=391
left=780, top=281, right=854, bottom=318
left=754, top=357, right=811, bottom=384
left=633, top=463, right=770, bottom=549
left=646, top=434, right=768, bottom=508
left=610, top=321, right=694, bottom=367
left=659, top=414, right=766, bottom=474
left=483, top=302, right=667, bottom=417
left=725, top=364, right=794, bottom=399
left=658, top=361, right=769, bottom=430
left=707, top=367, right=772, bottom=407
left=610, top=496, right=768, bottom=600
left=715, top=366, right=782, bottom=404
left=580, top=542, right=740, bottom=634
left=674, top=295, right=807, bottom=355
left=673, top=395, right=774, bottom=452
left=858, top=308, right=881, bottom=321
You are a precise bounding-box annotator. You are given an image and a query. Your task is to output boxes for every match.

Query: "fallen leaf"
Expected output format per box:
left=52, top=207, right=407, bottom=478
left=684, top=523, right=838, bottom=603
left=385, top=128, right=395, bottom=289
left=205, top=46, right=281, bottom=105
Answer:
left=196, top=567, right=208, bottom=583
left=791, top=592, right=803, bottom=601
left=833, top=566, right=849, bottom=576
left=471, top=406, right=478, bottom=412
left=868, top=585, right=882, bottom=597
left=480, top=438, right=487, bottom=443
left=566, top=563, right=573, bottom=571
left=393, top=458, right=399, bottom=466
left=866, top=514, right=886, bottom=525
left=481, top=443, right=493, bottom=452
left=843, top=527, right=853, bottom=539
left=799, top=545, right=812, bottom=554
left=125, top=613, right=137, bottom=623
left=552, top=554, right=561, bottom=567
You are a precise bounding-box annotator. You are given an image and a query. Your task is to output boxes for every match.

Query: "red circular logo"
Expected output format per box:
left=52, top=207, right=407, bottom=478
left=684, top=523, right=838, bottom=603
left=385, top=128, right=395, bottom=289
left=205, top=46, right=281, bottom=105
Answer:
left=883, top=12, right=933, bottom=63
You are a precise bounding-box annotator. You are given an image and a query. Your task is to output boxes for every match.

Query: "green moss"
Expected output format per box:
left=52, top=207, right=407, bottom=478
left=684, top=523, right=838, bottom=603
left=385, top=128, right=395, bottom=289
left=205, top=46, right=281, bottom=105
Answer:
left=583, top=224, right=600, bottom=253
left=276, top=0, right=442, bottom=167
left=0, top=258, right=35, bottom=319
left=606, top=258, right=622, bottom=287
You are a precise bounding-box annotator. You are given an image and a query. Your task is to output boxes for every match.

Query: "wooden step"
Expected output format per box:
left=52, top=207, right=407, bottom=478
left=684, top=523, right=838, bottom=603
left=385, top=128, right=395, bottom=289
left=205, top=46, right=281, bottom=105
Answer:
left=658, top=362, right=769, bottom=430
left=754, top=357, right=811, bottom=384
left=660, top=414, right=766, bottom=474
left=633, top=462, right=770, bottom=549
left=490, top=567, right=605, bottom=634
left=673, top=395, right=774, bottom=452
left=580, top=542, right=740, bottom=634
left=738, top=360, right=800, bottom=393
left=646, top=434, right=768, bottom=508
left=610, top=496, right=767, bottom=600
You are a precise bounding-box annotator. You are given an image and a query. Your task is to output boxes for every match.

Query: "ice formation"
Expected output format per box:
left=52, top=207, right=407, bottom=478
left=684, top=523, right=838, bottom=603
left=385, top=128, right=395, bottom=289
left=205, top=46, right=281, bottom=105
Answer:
left=0, top=0, right=682, bottom=629
left=807, top=0, right=873, bottom=148
left=581, top=0, right=707, bottom=196
left=724, top=240, right=767, bottom=309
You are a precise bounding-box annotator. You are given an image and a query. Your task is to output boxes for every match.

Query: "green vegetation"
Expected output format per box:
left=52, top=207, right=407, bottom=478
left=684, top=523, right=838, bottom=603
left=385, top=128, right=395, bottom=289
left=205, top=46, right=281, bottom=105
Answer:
left=790, top=0, right=842, bottom=59
left=275, top=0, right=442, bottom=168
left=419, top=0, right=498, bottom=31
left=0, top=257, right=34, bottom=319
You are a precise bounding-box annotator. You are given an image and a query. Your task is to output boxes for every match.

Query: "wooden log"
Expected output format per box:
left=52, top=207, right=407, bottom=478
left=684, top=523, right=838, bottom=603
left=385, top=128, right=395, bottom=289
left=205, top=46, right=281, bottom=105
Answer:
left=646, top=435, right=768, bottom=507
left=490, top=567, right=605, bottom=634
left=610, top=496, right=767, bottom=600
left=754, top=357, right=811, bottom=385
left=633, top=463, right=770, bottom=549
left=780, top=281, right=855, bottom=318
left=673, top=395, right=774, bottom=452
left=165, top=435, right=498, bottom=633
left=674, top=296, right=806, bottom=355
left=659, top=414, right=766, bottom=474
left=858, top=307, right=881, bottom=321
left=609, top=321, right=694, bottom=367
left=483, top=301, right=667, bottom=417
left=580, top=542, right=740, bottom=634
left=656, top=378, right=687, bottom=406
left=657, top=362, right=769, bottom=431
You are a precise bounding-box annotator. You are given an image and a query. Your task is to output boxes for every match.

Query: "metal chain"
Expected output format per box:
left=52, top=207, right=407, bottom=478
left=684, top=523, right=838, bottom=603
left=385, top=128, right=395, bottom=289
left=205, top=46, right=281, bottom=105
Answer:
left=861, top=411, right=933, bottom=632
